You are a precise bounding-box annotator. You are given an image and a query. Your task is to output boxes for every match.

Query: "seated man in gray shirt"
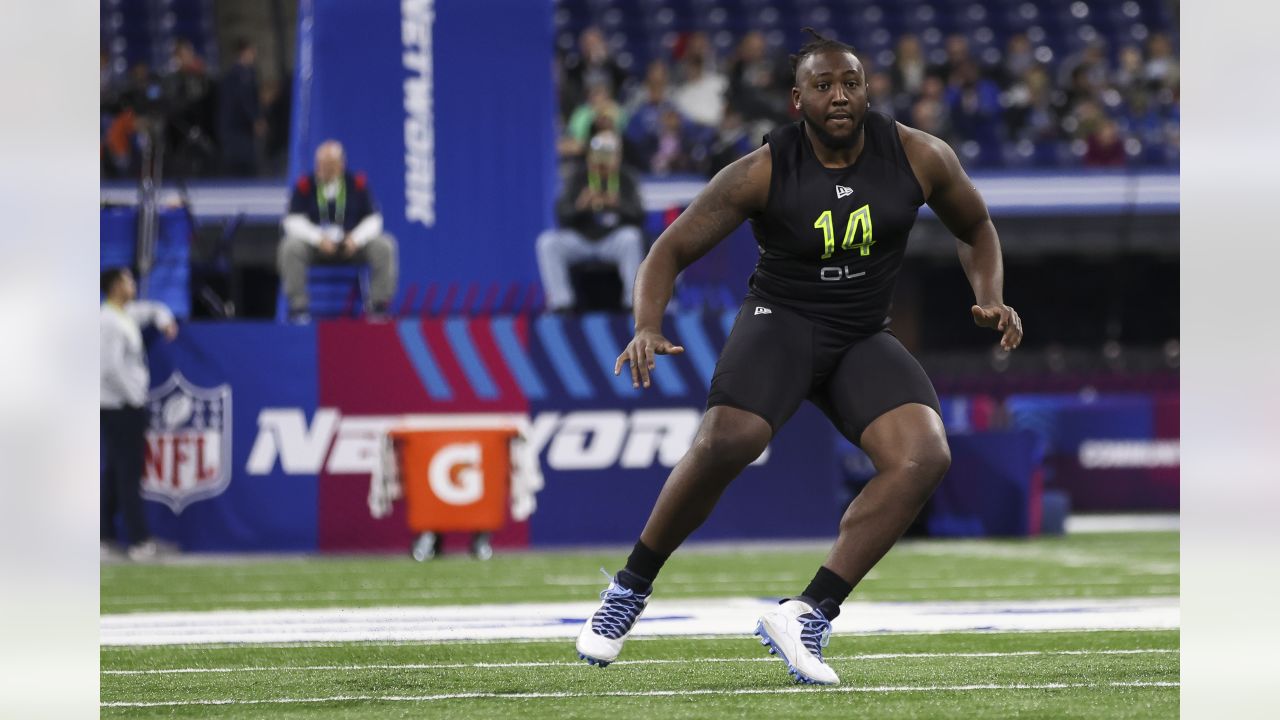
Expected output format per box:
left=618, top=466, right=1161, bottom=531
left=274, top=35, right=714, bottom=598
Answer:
left=536, top=130, right=647, bottom=312
left=100, top=267, right=178, bottom=561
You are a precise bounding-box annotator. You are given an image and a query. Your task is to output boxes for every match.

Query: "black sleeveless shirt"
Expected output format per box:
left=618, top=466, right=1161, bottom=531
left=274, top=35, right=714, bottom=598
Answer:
left=747, top=111, right=925, bottom=335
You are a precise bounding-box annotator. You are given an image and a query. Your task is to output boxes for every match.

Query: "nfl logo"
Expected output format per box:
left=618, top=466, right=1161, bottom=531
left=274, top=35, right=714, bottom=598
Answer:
left=143, top=372, right=233, bottom=514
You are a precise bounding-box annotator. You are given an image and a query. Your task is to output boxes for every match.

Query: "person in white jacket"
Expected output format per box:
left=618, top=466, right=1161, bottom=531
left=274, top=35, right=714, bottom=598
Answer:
left=100, top=267, right=178, bottom=561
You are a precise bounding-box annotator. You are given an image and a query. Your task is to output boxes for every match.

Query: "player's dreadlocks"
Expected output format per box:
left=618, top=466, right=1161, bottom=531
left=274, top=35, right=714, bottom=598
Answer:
left=789, top=27, right=858, bottom=80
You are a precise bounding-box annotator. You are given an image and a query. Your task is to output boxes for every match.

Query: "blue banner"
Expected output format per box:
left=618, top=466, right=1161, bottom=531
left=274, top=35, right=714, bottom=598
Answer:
left=129, top=317, right=1067, bottom=552
left=143, top=323, right=319, bottom=551
left=288, top=0, right=558, bottom=296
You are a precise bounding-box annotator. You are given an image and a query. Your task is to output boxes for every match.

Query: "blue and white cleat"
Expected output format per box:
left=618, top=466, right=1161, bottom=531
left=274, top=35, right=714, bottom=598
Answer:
left=754, top=599, right=840, bottom=685
left=575, top=575, right=651, bottom=667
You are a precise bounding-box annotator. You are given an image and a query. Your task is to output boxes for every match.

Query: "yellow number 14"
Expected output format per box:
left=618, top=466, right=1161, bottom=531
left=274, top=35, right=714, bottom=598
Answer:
left=814, top=205, right=874, bottom=259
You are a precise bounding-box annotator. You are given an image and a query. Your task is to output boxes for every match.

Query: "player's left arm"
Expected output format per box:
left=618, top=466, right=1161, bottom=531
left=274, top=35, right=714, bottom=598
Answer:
left=900, top=124, right=1023, bottom=351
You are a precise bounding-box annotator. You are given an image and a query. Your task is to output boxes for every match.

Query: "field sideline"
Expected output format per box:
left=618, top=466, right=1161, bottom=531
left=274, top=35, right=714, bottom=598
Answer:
left=101, top=529, right=1179, bottom=718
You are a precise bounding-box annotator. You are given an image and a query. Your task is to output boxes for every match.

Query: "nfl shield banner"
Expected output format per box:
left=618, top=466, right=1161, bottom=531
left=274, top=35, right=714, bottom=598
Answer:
left=143, top=372, right=233, bottom=514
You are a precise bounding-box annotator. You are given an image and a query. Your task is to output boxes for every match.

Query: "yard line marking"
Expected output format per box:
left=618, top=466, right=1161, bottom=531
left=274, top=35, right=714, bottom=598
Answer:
left=102, top=648, right=1179, bottom=675
left=1066, top=514, right=1179, bottom=533
left=104, top=584, right=1181, bottom=607
left=103, top=574, right=1174, bottom=603
left=100, top=597, right=1180, bottom=646
left=97, top=626, right=1173, bottom=651
left=101, top=681, right=1181, bottom=707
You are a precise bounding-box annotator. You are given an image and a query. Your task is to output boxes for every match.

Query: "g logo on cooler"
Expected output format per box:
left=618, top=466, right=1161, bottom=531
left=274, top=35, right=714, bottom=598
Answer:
left=428, top=442, right=484, bottom=505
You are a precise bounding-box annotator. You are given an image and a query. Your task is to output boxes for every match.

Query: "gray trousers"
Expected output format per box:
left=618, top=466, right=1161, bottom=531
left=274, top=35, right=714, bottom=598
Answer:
left=535, top=226, right=645, bottom=311
left=278, top=233, right=399, bottom=313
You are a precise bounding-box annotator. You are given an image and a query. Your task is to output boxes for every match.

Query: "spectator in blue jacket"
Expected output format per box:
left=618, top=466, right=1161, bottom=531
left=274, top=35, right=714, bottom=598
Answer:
left=278, top=140, right=399, bottom=322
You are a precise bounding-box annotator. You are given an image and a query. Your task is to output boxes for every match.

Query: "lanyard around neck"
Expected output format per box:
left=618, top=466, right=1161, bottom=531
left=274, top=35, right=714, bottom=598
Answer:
left=588, top=168, right=619, bottom=196
left=317, top=179, right=347, bottom=226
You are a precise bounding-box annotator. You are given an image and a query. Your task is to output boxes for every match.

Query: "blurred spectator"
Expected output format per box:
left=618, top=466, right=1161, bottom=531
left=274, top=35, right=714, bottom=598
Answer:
left=932, top=34, right=973, bottom=83
left=162, top=39, right=217, bottom=176
left=623, top=60, right=674, bottom=164
left=1063, top=63, right=1100, bottom=115
left=536, top=131, right=646, bottom=312
left=100, top=63, right=157, bottom=177
left=279, top=141, right=399, bottom=322
left=1124, top=90, right=1167, bottom=163
left=102, top=105, right=139, bottom=178
left=909, top=76, right=953, bottom=143
left=1113, top=45, right=1146, bottom=95
left=1067, top=98, right=1106, bottom=141
left=868, top=70, right=904, bottom=118
left=671, top=32, right=727, bottom=128
left=1144, top=33, right=1179, bottom=90
left=1002, top=34, right=1035, bottom=85
left=725, top=31, right=791, bottom=130
left=560, top=26, right=629, bottom=121
left=635, top=107, right=704, bottom=176
left=260, top=78, right=293, bottom=176
left=563, top=82, right=628, bottom=157
left=1084, top=118, right=1126, bottom=167
left=892, top=34, right=927, bottom=98
left=675, top=31, right=720, bottom=79
left=101, top=50, right=123, bottom=107
left=1059, top=41, right=1110, bottom=104
left=708, top=109, right=754, bottom=176
left=946, top=61, right=1003, bottom=165
left=100, top=268, right=178, bottom=562
left=1004, top=65, right=1060, bottom=164
left=625, top=60, right=673, bottom=119
left=217, top=38, right=264, bottom=176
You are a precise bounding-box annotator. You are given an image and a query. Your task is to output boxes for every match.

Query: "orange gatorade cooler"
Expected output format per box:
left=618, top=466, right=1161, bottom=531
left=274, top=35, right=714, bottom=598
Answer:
left=389, top=428, right=517, bottom=533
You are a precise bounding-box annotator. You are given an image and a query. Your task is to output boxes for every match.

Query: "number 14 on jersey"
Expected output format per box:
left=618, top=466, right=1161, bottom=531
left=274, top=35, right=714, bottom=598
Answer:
left=814, top=205, right=874, bottom=259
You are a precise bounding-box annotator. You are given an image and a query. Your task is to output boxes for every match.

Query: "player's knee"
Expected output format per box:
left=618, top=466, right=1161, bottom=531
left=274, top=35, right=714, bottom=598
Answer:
left=905, top=439, right=951, bottom=488
left=692, top=425, right=769, bottom=469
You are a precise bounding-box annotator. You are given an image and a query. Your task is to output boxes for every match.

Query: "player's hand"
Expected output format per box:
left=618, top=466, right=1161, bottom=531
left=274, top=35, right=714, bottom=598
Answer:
left=341, top=236, right=358, bottom=257
left=162, top=321, right=178, bottom=341
left=971, top=303, right=1023, bottom=351
left=614, top=328, right=684, bottom=389
left=319, top=239, right=338, bottom=256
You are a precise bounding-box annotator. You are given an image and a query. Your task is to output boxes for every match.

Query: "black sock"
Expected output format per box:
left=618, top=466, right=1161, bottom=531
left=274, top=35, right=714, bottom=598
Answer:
left=618, top=540, right=669, bottom=593
left=798, top=566, right=854, bottom=618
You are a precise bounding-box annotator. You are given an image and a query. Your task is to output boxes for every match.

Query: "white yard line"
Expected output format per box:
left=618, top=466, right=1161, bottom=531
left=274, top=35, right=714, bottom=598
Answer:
left=101, top=681, right=1180, bottom=707
left=102, top=576, right=1179, bottom=607
left=1066, top=514, right=1179, bottom=533
left=102, top=648, right=1178, bottom=675
left=98, top=626, right=1177, bottom=651
left=100, top=596, right=1179, bottom=646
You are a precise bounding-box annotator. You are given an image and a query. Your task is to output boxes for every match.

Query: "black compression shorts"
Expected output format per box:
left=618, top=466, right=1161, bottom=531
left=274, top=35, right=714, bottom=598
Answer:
left=706, top=295, right=942, bottom=445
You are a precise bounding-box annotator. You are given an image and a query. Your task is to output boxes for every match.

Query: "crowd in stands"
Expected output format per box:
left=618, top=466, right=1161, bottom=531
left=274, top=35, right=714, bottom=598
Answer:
left=101, top=20, right=1179, bottom=181
left=100, top=38, right=290, bottom=180
left=554, top=25, right=1179, bottom=176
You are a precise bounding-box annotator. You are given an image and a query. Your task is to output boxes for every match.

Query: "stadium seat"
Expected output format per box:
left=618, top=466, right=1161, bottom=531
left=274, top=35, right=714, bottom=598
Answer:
left=101, top=206, right=138, bottom=271
left=274, top=265, right=372, bottom=322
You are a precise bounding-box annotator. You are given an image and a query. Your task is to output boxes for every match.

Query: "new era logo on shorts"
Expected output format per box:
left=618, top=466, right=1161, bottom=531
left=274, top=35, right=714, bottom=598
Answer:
left=754, top=306, right=772, bottom=316
left=835, top=185, right=853, bottom=199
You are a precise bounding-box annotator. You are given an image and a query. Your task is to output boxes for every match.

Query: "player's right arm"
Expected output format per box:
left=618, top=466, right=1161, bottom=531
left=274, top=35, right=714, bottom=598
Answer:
left=615, top=145, right=772, bottom=388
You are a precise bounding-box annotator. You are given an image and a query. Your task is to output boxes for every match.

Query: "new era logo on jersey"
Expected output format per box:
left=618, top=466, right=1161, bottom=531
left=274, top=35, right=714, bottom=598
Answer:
left=754, top=306, right=772, bottom=316
left=835, top=185, right=854, bottom=199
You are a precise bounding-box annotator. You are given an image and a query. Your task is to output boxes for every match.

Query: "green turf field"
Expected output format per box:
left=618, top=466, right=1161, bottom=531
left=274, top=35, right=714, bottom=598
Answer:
left=100, top=530, right=1179, bottom=718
